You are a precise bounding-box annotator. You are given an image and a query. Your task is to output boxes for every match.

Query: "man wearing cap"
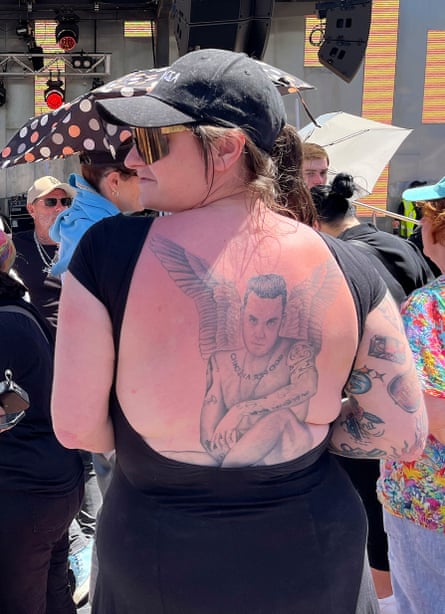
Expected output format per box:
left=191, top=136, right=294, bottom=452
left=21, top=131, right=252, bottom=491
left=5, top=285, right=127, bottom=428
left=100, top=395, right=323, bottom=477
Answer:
left=13, top=176, right=102, bottom=607
left=12, top=176, right=75, bottom=336
left=378, top=175, right=445, bottom=614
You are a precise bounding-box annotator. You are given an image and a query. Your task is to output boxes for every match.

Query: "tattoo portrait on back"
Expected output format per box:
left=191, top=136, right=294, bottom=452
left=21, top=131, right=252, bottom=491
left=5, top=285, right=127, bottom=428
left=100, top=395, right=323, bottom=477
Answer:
left=150, top=234, right=339, bottom=467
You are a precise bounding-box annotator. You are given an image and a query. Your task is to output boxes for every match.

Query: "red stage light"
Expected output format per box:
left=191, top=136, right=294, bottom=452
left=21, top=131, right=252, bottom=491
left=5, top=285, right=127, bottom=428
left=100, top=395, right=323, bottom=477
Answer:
left=55, top=21, right=79, bottom=51
left=44, top=78, right=65, bottom=110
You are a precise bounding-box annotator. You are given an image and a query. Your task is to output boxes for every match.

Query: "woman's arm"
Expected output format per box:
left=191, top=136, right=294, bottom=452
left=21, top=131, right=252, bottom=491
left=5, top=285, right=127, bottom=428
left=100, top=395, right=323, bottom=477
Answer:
left=51, top=272, right=115, bottom=452
left=330, top=291, right=428, bottom=461
left=424, top=393, right=445, bottom=444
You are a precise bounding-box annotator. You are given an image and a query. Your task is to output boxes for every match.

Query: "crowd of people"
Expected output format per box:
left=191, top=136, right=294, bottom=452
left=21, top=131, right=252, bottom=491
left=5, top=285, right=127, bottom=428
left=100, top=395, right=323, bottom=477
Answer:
left=0, top=48, right=443, bottom=614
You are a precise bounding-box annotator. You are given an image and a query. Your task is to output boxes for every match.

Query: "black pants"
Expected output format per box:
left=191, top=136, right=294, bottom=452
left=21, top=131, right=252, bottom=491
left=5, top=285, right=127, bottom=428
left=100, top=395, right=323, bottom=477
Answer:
left=337, top=457, right=390, bottom=571
left=0, top=483, right=83, bottom=614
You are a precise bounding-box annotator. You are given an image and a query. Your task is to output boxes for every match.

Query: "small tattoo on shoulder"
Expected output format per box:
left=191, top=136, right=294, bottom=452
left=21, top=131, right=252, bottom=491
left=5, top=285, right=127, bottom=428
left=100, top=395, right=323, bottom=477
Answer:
left=369, top=335, right=405, bottom=364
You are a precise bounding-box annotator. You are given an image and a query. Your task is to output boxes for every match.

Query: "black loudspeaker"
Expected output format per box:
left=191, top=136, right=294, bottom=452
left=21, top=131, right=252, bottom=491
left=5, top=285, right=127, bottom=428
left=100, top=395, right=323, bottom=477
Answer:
left=317, top=1, right=373, bottom=83
left=172, top=0, right=274, bottom=60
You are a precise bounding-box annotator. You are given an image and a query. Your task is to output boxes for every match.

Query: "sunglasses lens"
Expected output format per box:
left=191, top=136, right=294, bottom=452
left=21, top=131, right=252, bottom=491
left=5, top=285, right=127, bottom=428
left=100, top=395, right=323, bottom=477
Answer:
left=43, top=198, right=72, bottom=207
left=134, top=128, right=169, bottom=165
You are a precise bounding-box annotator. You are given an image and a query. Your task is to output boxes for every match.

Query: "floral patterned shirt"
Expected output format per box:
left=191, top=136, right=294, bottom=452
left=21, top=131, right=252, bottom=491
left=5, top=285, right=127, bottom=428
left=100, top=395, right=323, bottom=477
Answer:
left=377, top=275, right=445, bottom=531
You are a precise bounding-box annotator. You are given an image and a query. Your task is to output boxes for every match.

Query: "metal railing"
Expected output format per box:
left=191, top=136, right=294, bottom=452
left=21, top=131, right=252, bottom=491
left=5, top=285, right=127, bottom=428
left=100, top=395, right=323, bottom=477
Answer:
left=0, top=53, right=112, bottom=77
left=353, top=199, right=419, bottom=227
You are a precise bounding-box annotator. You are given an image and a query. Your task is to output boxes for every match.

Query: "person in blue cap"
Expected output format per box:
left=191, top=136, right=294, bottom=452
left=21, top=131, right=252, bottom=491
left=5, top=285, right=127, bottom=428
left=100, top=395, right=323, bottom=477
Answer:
left=378, top=175, right=445, bottom=614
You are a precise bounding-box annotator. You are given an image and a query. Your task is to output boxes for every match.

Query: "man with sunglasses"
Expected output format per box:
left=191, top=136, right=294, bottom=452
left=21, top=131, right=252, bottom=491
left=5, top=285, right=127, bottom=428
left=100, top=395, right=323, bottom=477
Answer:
left=12, top=176, right=97, bottom=607
left=12, top=176, right=75, bottom=338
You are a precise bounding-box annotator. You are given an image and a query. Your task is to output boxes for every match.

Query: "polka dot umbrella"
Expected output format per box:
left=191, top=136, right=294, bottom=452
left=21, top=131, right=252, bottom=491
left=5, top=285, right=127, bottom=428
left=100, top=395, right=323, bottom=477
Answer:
left=0, top=62, right=314, bottom=169
left=0, top=68, right=167, bottom=169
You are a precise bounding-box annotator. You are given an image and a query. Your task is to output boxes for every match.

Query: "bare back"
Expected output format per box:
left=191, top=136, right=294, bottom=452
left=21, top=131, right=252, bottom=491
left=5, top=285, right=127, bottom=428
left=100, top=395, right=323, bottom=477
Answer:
left=116, top=205, right=358, bottom=466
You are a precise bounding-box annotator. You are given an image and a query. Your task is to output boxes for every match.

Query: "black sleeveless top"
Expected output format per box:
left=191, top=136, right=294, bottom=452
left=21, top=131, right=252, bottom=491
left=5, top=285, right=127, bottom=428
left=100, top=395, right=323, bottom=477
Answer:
left=70, top=215, right=384, bottom=614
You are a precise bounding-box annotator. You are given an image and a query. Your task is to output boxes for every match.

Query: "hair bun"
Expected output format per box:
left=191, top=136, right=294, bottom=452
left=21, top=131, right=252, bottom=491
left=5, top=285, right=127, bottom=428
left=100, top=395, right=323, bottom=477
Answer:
left=331, top=173, right=355, bottom=199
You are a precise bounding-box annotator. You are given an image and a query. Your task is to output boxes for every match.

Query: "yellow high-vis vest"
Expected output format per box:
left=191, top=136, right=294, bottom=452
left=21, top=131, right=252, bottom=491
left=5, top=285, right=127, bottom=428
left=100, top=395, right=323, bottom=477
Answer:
left=399, top=199, right=418, bottom=238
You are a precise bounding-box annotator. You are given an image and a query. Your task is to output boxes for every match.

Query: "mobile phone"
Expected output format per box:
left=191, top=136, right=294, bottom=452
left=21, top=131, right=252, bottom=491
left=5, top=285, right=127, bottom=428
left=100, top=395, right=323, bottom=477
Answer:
left=0, top=370, right=30, bottom=415
left=0, top=388, right=30, bottom=414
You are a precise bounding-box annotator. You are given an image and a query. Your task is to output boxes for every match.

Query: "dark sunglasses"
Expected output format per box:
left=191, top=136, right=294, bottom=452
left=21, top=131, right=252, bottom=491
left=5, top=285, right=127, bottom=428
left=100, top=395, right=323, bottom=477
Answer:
left=41, top=197, right=72, bottom=208
left=132, top=125, right=190, bottom=165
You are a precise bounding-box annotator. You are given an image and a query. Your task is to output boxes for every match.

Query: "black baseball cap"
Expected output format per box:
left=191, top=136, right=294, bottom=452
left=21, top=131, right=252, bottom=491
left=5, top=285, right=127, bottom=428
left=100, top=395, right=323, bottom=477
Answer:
left=97, top=48, right=287, bottom=153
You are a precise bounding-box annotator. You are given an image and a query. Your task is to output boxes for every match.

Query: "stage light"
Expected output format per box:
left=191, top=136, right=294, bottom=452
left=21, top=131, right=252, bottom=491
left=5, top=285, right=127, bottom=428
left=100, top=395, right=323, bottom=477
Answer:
left=55, top=18, right=79, bottom=51
left=0, top=81, right=6, bottom=107
left=16, top=20, right=31, bottom=39
left=72, top=52, right=94, bottom=70
left=44, top=73, right=65, bottom=110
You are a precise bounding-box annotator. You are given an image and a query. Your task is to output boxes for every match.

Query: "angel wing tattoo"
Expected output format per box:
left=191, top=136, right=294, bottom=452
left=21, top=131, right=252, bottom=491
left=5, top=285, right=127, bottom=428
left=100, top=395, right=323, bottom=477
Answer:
left=149, top=233, right=242, bottom=358
left=149, top=233, right=341, bottom=466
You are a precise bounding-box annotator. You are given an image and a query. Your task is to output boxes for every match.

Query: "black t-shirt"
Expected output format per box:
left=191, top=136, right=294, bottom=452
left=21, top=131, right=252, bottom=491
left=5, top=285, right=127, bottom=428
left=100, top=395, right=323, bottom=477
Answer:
left=12, top=230, right=61, bottom=337
left=0, top=298, right=83, bottom=494
left=338, top=222, right=434, bottom=299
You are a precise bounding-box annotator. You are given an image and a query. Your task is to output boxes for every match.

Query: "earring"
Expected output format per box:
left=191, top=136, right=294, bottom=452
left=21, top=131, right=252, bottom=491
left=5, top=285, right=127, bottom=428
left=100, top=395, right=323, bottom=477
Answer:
left=111, top=189, right=119, bottom=198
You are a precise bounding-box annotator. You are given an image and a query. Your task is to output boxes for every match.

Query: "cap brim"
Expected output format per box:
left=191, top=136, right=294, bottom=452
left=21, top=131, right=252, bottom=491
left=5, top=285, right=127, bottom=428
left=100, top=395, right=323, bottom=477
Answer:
left=403, top=181, right=445, bottom=202
left=97, top=96, right=196, bottom=128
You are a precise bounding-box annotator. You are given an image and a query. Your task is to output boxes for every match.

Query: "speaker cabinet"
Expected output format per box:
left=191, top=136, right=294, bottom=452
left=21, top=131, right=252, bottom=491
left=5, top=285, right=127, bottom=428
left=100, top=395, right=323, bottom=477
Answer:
left=172, top=0, right=274, bottom=60
left=317, top=1, right=373, bottom=83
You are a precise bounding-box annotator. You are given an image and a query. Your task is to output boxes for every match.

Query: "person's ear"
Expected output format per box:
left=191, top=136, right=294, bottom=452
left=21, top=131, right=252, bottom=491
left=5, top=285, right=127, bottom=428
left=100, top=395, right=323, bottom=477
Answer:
left=26, top=202, right=35, bottom=218
left=103, top=170, right=120, bottom=198
left=212, top=130, right=246, bottom=172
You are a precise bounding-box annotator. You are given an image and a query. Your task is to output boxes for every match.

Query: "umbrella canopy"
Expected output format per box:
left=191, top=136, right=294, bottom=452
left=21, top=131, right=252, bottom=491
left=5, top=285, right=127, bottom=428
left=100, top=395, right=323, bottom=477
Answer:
left=0, top=68, right=167, bottom=169
left=298, top=111, right=412, bottom=195
left=1, top=62, right=314, bottom=170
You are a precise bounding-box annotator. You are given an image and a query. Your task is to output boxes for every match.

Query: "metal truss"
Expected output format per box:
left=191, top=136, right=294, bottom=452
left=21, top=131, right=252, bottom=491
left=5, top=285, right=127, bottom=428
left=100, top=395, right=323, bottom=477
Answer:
left=0, top=52, right=111, bottom=77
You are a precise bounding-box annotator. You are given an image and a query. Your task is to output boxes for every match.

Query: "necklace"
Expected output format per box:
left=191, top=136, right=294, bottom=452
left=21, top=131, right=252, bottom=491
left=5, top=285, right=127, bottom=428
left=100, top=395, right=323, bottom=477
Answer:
left=230, top=351, right=284, bottom=382
left=33, top=232, right=58, bottom=274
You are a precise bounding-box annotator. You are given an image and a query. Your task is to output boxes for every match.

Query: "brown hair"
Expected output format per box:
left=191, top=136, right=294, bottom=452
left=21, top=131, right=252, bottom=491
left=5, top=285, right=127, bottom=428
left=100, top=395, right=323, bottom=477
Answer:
left=192, top=124, right=278, bottom=211
left=302, top=142, right=330, bottom=166
left=80, top=162, right=136, bottom=193
left=418, top=198, right=445, bottom=245
left=192, top=123, right=316, bottom=226
left=271, top=124, right=317, bottom=227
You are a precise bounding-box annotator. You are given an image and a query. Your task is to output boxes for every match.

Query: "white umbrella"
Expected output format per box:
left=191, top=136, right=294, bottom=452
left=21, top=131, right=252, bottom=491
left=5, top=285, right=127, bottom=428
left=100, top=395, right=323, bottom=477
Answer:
left=298, top=111, right=412, bottom=196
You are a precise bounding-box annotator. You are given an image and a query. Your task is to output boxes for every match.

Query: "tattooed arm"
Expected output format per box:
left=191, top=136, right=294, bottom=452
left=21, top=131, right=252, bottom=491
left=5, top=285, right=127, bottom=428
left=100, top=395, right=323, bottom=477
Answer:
left=329, top=291, right=428, bottom=461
